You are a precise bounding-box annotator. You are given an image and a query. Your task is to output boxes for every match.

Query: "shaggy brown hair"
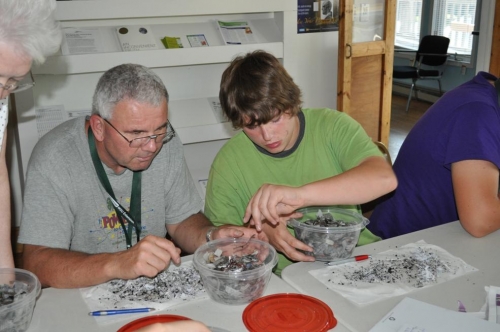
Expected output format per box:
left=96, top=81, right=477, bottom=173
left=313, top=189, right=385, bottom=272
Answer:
left=219, top=50, right=302, bottom=129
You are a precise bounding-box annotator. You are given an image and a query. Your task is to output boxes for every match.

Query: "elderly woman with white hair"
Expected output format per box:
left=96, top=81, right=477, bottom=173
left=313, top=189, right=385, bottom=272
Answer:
left=0, top=0, right=61, bottom=268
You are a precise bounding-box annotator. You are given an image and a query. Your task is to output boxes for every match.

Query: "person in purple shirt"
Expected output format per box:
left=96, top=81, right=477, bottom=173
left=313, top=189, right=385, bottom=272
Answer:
left=369, top=71, right=500, bottom=239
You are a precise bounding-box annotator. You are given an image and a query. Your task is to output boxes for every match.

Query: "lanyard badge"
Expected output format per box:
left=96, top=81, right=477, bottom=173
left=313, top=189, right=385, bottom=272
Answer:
left=88, top=127, right=142, bottom=249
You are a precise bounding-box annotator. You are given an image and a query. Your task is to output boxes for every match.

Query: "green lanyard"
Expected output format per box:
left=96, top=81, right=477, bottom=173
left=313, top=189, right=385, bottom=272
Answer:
left=88, top=127, right=142, bottom=249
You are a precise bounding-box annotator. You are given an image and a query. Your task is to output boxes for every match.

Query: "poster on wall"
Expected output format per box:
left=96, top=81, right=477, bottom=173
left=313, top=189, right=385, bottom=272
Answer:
left=298, top=0, right=340, bottom=33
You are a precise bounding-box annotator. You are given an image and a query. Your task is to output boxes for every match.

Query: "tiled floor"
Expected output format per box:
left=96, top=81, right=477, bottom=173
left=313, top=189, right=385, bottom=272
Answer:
left=388, top=94, right=433, bottom=161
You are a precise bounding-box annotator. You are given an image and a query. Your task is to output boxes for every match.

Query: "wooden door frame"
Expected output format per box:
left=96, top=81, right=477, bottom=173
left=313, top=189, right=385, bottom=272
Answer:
left=489, top=2, right=500, bottom=76
left=337, top=0, right=396, bottom=145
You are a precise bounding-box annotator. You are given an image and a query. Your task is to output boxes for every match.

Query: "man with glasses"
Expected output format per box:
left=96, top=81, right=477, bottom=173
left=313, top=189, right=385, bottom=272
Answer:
left=18, top=64, right=263, bottom=289
left=0, top=0, right=62, bottom=269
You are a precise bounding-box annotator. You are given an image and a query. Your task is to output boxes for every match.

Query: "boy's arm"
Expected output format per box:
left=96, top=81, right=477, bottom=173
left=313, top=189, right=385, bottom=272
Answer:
left=244, top=156, right=397, bottom=230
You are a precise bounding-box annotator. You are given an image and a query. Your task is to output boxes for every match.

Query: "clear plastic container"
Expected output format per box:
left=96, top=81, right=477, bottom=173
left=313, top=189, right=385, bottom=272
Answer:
left=287, top=207, right=369, bottom=261
left=0, top=268, right=41, bottom=332
left=193, top=237, right=277, bottom=305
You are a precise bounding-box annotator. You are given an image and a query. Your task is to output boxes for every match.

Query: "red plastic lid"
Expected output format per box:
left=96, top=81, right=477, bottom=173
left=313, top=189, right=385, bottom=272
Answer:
left=243, top=293, right=337, bottom=332
left=117, top=314, right=192, bottom=332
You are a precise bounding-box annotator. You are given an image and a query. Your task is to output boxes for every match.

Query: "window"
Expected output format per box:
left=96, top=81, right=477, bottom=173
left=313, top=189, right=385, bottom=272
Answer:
left=395, top=0, right=480, bottom=64
left=432, top=0, right=477, bottom=56
left=395, top=0, right=422, bottom=50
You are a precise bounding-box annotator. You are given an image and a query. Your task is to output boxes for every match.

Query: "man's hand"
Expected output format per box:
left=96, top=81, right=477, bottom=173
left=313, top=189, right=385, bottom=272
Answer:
left=261, top=220, right=315, bottom=262
left=111, top=235, right=182, bottom=280
left=243, top=184, right=305, bottom=231
left=22, top=236, right=182, bottom=288
left=212, top=225, right=269, bottom=242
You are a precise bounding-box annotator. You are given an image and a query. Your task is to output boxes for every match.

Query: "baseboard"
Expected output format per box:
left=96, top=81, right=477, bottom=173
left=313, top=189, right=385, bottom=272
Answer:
left=392, top=82, right=441, bottom=104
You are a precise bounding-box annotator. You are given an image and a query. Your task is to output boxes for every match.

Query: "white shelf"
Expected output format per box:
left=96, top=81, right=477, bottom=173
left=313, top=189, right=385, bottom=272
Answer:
left=33, top=43, right=283, bottom=75
left=34, top=15, right=284, bottom=75
left=55, top=0, right=295, bottom=21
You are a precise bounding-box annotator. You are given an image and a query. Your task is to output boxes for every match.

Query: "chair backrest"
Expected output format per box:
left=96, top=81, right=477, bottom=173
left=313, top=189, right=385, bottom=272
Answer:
left=374, top=141, right=392, bottom=165
left=416, top=35, right=450, bottom=66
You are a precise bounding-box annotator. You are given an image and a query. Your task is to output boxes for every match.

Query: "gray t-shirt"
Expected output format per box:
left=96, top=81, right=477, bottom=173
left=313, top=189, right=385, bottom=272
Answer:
left=18, top=116, right=203, bottom=253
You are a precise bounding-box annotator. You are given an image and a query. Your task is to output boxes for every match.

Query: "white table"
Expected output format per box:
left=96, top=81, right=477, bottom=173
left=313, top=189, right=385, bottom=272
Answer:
left=26, top=255, right=350, bottom=332
left=281, top=221, right=500, bottom=332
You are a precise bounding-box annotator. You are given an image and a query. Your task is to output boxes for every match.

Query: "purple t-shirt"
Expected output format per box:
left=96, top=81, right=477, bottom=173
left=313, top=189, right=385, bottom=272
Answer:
left=369, top=71, right=500, bottom=238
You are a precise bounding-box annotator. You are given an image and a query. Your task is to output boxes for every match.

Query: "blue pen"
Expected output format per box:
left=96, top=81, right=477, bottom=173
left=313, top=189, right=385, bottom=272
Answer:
left=88, top=308, right=155, bottom=316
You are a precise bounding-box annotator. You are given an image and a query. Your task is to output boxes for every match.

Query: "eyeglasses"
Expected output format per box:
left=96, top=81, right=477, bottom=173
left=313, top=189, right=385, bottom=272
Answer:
left=0, top=71, right=35, bottom=93
left=103, top=118, right=175, bottom=148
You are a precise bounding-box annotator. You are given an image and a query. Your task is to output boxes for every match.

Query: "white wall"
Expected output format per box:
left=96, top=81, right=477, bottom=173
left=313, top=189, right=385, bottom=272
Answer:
left=475, top=0, right=495, bottom=74
left=291, top=31, right=338, bottom=110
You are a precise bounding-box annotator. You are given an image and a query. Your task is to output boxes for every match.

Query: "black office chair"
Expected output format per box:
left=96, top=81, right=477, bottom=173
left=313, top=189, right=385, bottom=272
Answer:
left=393, top=35, right=450, bottom=112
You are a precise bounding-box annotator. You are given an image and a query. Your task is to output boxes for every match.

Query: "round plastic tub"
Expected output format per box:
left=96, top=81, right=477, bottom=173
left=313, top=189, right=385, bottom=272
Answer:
left=0, top=268, right=41, bottom=332
left=288, top=207, right=369, bottom=261
left=193, top=237, right=277, bottom=305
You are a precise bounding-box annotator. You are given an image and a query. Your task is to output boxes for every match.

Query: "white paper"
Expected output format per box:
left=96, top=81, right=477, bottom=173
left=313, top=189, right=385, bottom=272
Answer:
left=80, top=261, right=207, bottom=326
left=352, top=0, right=385, bottom=43
left=217, top=20, right=257, bottom=45
left=309, top=241, right=478, bottom=306
left=487, top=285, right=500, bottom=324
left=0, top=100, right=8, bottom=150
left=61, top=28, right=104, bottom=55
left=116, top=25, right=160, bottom=52
left=35, top=105, right=68, bottom=139
left=369, top=297, right=500, bottom=332
left=360, top=3, right=370, bottom=22
left=67, top=109, right=91, bottom=119
left=187, top=34, right=209, bottom=47
left=207, top=97, right=225, bottom=123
